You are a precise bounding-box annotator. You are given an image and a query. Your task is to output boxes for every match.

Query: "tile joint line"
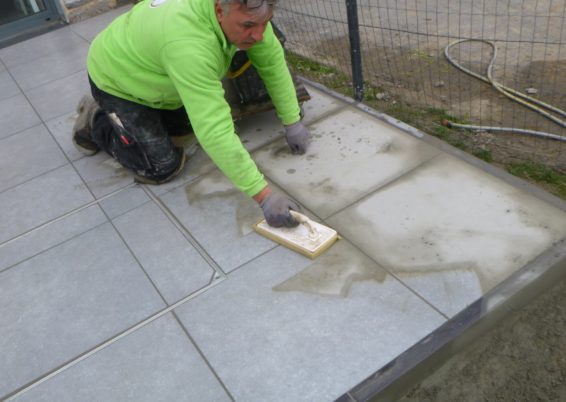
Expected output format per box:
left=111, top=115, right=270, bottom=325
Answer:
left=3, top=278, right=226, bottom=401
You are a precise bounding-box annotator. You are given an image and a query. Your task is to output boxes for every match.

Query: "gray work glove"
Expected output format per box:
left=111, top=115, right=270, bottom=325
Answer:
left=285, top=121, right=311, bottom=154
left=260, top=192, right=301, bottom=228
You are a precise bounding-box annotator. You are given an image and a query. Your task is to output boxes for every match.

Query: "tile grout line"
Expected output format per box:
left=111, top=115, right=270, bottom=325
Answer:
left=171, top=312, right=237, bottom=402
left=100, top=207, right=172, bottom=307
left=0, top=155, right=69, bottom=197
left=0, top=183, right=136, bottom=249
left=324, top=153, right=443, bottom=220
left=0, top=219, right=108, bottom=276
left=141, top=185, right=227, bottom=279
left=2, top=278, right=226, bottom=401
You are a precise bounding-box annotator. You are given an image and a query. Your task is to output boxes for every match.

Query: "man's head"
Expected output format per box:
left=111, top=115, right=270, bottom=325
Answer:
left=215, top=0, right=276, bottom=50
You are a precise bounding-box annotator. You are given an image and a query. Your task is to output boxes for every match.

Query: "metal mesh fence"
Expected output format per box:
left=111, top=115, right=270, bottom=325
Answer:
left=275, top=0, right=566, bottom=173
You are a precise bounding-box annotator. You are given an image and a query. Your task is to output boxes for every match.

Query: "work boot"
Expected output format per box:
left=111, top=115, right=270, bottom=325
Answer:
left=134, top=147, right=187, bottom=185
left=72, top=95, right=101, bottom=156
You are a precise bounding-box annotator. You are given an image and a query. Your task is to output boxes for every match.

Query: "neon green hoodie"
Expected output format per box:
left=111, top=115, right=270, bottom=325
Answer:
left=87, top=0, right=301, bottom=196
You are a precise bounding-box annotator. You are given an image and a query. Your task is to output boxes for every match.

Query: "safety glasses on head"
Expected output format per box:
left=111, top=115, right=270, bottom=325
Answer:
left=242, top=0, right=277, bottom=9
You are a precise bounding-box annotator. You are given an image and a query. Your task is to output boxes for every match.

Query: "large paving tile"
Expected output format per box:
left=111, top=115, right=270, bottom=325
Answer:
left=45, top=111, right=85, bottom=162
left=0, top=124, right=67, bottom=192
left=0, top=164, right=93, bottom=244
left=175, top=242, right=446, bottom=402
left=0, top=69, right=20, bottom=101
left=0, top=94, right=41, bottom=139
left=152, top=145, right=217, bottom=196
left=235, top=108, right=285, bottom=152
left=233, top=84, right=346, bottom=153
left=159, top=169, right=277, bottom=272
left=328, top=154, right=566, bottom=317
left=0, top=205, right=106, bottom=272
left=70, top=5, right=132, bottom=42
left=301, top=84, right=347, bottom=125
left=253, top=107, right=440, bottom=218
left=0, top=27, right=85, bottom=68
left=13, top=314, right=231, bottom=402
left=25, top=71, right=90, bottom=121
left=0, top=223, right=166, bottom=397
left=98, top=185, right=150, bottom=219
left=11, top=42, right=89, bottom=91
left=73, top=152, right=134, bottom=199
left=113, top=201, right=216, bottom=304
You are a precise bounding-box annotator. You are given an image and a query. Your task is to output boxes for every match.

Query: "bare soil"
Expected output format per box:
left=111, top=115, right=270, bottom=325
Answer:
left=290, top=35, right=566, bottom=174
left=399, top=276, right=566, bottom=402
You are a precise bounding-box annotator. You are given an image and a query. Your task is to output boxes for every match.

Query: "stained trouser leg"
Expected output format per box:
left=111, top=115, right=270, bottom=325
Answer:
left=88, top=77, right=182, bottom=181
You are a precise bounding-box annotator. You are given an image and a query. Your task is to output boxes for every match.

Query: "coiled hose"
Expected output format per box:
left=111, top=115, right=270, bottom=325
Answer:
left=442, top=39, right=566, bottom=142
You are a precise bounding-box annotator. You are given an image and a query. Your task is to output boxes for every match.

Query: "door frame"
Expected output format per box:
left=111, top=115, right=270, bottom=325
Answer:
left=0, top=0, right=65, bottom=48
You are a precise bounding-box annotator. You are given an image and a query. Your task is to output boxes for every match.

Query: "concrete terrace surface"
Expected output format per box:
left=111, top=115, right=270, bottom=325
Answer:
left=1, top=6, right=566, bottom=402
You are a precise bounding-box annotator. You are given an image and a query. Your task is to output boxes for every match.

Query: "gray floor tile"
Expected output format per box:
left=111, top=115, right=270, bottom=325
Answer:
left=25, top=71, right=90, bottom=121
left=11, top=42, right=89, bottom=91
left=0, top=28, right=86, bottom=68
left=73, top=152, right=134, bottom=199
left=0, top=69, right=20, bottom=101
left=12, top=314, right=231, bottom=402
left=0, top=94, right=41, bottom=139
left=45, top=111, right=85, bottom=162
left=98, top=185, right=150, bottom=219
left=70, top=5, right=132, bottom=42
left=159, top=169, right=276, bottom=272
left=301, top=85, right=347, bottom=125
left=113, top=202, right=216, bottom=304
left=0, top=205, right=107, bottom=272
left=0, top=223, right=166, bottom=397
left=253, top=107, right=440, bottom=218
left=175, top=243, right=446, bottom=402
left=328, top=154, right=566, bottom=317
left=151, top=146, right=217, bottom=196
left=0, top=164, right=93, bottom=244
left=235, top=109, right=284, bottom=152
left=0, top=124, right=67, bottom=192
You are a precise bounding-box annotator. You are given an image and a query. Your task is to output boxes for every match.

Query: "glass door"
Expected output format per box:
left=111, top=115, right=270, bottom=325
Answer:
left=0, top=0, right=62, bottom=47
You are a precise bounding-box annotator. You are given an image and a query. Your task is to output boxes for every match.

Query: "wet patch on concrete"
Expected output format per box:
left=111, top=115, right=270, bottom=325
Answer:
left=327, top=154, right=566, bottom=315
left=273, top=240, right=387, bottom=297
left=184, top=172, right=261, bottom=237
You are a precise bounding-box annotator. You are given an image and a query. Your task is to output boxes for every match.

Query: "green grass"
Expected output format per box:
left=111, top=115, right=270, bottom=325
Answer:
left=507, top=163, right=566, bottom=199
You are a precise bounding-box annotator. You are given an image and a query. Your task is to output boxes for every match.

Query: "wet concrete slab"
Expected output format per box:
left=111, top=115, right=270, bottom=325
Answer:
left=328, top=154, right=566, bottom=317
left=253, top=107, right=440, bottom=218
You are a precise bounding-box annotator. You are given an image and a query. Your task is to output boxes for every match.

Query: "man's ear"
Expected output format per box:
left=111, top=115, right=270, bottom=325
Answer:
left=215, top=1, right=224, bottom=23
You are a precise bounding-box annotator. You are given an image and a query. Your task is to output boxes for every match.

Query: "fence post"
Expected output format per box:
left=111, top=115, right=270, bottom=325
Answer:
left=346, top=0, right=364, bottom=101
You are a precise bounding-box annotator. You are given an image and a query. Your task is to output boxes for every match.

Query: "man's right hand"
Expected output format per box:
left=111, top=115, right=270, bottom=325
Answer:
left=254, top=187, right=300, bottom=228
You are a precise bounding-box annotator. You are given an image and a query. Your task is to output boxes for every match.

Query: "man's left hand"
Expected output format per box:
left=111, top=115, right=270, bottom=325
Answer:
left=285, top=121, right=311, bottom=154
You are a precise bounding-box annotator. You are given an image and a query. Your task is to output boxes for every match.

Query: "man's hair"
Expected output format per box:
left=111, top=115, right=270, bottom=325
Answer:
left=217, top=0, right=275, bottom=17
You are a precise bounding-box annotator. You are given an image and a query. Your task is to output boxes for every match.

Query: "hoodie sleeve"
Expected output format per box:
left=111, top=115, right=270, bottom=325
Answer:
left=247, top=23, right=302, bottom=126
left=162, top=39, right=267, bottom=197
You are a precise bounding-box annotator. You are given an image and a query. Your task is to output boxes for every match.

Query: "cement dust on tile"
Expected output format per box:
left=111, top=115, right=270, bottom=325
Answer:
left=328, top=154, right=566, bottom=316
left=158, top=169, right=274, bottom=272
left=183, top=173, right=257, bottom=236
left=253, top=107, right=439, bottom=218
left=73, top=154, right=133, bottom=198
left=272, top=240, right=387, bottom=298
